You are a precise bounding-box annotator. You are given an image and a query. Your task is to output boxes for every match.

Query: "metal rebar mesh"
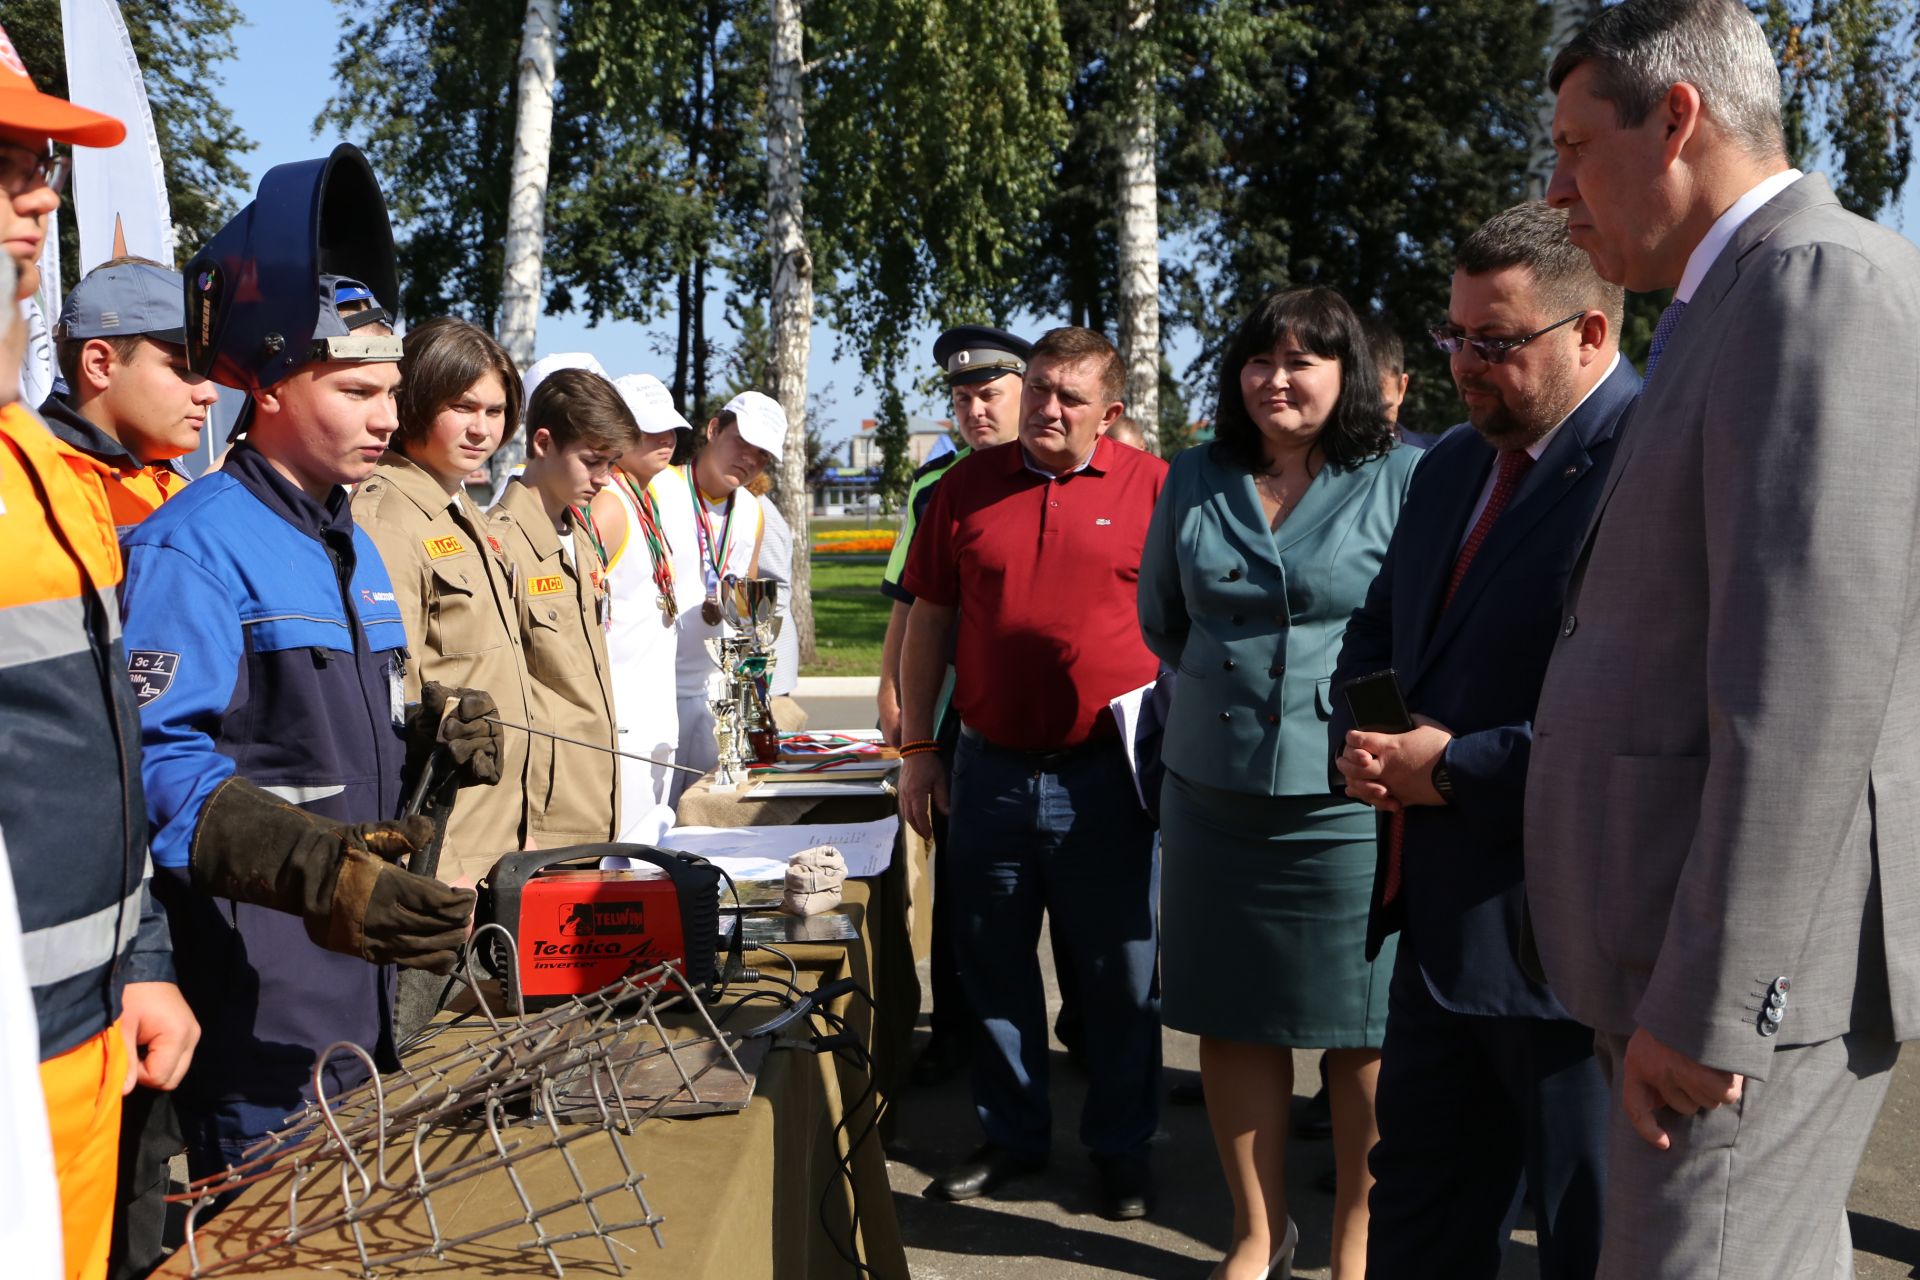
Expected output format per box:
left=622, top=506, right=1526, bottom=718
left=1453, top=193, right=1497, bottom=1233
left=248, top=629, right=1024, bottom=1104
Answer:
left=170, top=936, right=754, bottom=1278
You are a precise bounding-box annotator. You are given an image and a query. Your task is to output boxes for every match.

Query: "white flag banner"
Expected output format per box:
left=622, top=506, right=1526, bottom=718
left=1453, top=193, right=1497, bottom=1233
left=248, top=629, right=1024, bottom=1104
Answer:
left=61, top=0, right=174, bottom=271
left=18, top=229, right=59, bottom=408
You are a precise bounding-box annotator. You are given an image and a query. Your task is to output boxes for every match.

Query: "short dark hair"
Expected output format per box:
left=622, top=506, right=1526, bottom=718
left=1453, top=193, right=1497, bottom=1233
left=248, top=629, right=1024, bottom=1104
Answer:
left=1362, top=314, right=1405, bottom=377
left=1455, top=201, right=1625, bottom=331
left=1211, top=286, right=1393, bottom=472
left=1029, top=326, right=1126, bottom=406
left=396, top=317, right=524, bottom=448
left=56, top=254, right=173, bottom=391
left=526, top=368, right=640, bottom=454
left=1549, top=0, right=1785, bottom=160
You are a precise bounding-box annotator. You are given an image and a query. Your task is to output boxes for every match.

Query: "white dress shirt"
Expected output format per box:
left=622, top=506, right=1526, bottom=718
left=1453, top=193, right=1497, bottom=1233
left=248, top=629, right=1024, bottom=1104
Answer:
left=1676, top=168, right=1803, bottom=303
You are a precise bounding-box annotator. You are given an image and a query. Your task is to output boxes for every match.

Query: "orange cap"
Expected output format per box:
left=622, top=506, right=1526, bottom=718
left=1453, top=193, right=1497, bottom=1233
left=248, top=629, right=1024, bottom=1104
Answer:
left=0, top=23, right=126, bottom=148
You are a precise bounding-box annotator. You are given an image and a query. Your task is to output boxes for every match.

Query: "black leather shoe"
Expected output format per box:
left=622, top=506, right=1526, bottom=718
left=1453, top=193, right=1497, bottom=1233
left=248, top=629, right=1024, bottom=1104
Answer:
left=1095, top=1156, right=1155, bottom=1221
left=926, top=1144, right=1047, bottom=1202
left=910, top=1034, right=970, bottom=1088
left=1294, top=1085, right=1333, bottom=1140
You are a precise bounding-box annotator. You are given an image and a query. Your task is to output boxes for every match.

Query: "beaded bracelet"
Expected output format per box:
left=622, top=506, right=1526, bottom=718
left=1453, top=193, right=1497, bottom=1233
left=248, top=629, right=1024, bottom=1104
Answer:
left=897, top=739, right=939, bottom=754
left=899, top=742, right=941, bottom=759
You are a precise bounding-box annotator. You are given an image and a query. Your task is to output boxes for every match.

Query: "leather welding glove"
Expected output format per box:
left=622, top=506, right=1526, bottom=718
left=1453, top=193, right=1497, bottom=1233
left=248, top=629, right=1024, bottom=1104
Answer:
left=189, top=777, right=475, bottom=974
left=405, top=682, right=504, bottom=788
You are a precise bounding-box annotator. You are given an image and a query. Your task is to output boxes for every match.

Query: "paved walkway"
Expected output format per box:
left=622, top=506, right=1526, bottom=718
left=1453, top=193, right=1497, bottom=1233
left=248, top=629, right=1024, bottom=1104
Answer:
left=791, top=691, right=1919, bottom=1278
left=883, top=924, right=1920, bottom=1279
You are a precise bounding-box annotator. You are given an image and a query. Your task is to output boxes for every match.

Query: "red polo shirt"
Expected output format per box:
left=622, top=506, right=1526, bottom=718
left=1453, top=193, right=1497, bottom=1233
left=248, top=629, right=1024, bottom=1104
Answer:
left=902, top=434, right=1166, bottom=750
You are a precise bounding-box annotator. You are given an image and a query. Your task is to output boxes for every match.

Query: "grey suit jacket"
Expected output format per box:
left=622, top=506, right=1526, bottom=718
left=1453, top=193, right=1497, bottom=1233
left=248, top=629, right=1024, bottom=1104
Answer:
left=1525, top=174, right=1920, bottom=1080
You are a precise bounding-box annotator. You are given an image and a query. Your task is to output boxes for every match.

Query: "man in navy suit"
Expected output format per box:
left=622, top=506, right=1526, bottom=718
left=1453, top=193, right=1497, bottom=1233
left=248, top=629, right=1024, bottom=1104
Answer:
left=1330, top=201, right=1638, bottom=1279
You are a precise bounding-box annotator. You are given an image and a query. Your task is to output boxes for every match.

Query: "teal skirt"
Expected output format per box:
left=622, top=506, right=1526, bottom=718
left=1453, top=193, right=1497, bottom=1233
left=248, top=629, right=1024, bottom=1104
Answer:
left=1158, top=769, right=1395, bottom=1047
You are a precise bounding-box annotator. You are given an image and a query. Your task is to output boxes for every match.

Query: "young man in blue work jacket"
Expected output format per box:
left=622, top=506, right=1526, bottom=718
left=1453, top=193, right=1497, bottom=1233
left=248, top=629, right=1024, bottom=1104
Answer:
left=119, top=146, right=500, bottom=1180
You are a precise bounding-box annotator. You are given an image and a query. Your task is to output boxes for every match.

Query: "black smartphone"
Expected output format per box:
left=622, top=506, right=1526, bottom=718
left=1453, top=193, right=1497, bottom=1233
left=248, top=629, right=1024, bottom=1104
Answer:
left=1341, top=669, right=1415, bottom=734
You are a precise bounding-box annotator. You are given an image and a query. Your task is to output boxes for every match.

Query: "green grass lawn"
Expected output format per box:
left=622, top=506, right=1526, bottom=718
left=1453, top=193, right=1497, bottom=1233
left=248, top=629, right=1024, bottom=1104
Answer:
left=800, top=555, right=892, bottom=676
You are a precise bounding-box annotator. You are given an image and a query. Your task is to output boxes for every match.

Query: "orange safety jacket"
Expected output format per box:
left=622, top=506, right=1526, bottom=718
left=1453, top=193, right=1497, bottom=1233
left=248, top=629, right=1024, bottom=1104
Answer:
left=0, top=402, right=170, bottom=1059
left=38, top=391, right=190, bottom=533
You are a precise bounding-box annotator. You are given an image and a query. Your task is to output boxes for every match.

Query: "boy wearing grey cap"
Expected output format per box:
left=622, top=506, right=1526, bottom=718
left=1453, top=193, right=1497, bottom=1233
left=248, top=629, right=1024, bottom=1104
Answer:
left=41, top=255, right=219, bottom=531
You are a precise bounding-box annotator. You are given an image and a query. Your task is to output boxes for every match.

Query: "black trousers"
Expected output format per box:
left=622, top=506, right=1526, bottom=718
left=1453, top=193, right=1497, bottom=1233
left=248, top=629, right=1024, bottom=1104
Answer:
left=108, top=1086, right=183, bottom=1280
left=926, top=800, right=972, bottom=1044
left=1367, top=943, right=1608, bottom=1280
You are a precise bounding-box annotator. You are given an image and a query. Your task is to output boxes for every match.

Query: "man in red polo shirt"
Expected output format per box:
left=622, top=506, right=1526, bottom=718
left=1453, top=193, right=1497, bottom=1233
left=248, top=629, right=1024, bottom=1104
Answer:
left=900, top=325, right=1167, bottom=1220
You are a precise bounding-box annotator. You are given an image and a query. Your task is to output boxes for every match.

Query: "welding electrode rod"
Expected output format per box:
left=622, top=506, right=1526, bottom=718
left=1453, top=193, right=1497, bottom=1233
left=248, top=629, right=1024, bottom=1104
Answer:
left=483, top=715, right=710, bottom=775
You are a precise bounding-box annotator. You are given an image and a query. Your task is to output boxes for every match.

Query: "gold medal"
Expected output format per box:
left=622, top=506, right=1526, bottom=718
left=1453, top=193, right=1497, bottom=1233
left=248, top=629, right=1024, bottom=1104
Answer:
left=658, top=593, right=678, bottom=623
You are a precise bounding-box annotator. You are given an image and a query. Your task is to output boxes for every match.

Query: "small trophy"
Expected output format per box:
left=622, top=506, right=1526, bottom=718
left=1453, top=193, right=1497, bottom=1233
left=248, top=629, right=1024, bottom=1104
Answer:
left=704, top=576, right=783, bottom=792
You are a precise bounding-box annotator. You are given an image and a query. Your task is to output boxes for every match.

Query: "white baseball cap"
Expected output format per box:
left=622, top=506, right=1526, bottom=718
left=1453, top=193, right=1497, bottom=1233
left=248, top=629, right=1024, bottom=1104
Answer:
left=614, top=373, right=693, bottom=436
left=721, top=390, right=787, bottom=462
left=521, top=351, right=608, bottom=414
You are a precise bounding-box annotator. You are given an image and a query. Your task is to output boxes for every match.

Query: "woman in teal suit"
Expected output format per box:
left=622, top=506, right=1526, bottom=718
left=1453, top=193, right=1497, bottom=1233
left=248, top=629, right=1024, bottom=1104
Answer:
left=1140, top=287, right=1417, bottom=1280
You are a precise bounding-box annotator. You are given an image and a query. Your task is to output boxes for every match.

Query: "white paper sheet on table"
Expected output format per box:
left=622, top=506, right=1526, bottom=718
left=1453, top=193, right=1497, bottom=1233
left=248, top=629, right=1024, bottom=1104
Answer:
left=602, top=815, right=900, bottom=881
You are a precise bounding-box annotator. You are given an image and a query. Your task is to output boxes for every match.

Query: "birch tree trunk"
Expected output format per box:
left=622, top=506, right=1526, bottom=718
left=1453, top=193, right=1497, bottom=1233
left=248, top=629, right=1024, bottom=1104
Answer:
left=495, top=0, right=560, bottom=475
left=1115, top=0, right=1161, bottom=453
left=767, top=0, right=816, bottom=663
left=1526, top=0, right=1604, bottom=197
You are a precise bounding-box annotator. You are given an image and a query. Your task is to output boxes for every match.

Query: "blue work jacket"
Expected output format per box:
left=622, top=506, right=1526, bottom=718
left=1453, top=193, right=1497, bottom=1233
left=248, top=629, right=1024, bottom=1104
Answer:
left=120, top=443, right=411, bottom=1110
left=1139, top=441, right=1420, bottom=797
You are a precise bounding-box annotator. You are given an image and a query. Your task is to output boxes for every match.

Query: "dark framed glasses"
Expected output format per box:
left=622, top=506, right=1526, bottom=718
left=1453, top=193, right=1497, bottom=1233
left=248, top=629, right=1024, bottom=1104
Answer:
left=0, top=143, right=68, bottom=198
left=1430, top=311, right=1587, bottom=364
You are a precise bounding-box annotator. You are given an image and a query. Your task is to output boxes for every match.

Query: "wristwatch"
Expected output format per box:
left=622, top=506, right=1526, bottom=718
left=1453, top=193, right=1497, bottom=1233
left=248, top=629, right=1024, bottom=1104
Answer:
left=1430, top=749, right=1455, bottom=805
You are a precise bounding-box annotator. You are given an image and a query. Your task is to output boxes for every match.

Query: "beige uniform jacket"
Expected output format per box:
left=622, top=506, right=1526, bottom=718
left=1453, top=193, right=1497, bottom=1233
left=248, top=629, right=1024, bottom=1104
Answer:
left=352, top=454, right=535, bottom=878
left=489, top=479, right=619, bottom=847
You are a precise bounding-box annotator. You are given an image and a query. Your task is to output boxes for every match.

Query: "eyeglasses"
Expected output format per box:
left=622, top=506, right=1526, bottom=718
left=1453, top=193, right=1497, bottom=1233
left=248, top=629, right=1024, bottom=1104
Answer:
left=1430, top=311, right=1586, bottom=365
left=0, top=143, right=68, bottom=199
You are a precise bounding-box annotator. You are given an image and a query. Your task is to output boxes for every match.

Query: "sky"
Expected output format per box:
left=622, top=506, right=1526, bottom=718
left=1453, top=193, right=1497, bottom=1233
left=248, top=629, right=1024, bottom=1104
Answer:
left=217, top=3, right=1916, bottom=444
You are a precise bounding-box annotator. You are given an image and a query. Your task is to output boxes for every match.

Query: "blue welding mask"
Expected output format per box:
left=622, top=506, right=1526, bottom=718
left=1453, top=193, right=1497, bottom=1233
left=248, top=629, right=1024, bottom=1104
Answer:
left=184, top=143, right=403, bottom=393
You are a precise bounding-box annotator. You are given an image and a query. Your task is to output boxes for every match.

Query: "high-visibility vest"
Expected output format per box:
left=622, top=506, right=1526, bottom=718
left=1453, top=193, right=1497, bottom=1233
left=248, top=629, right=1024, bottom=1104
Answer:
left=0, top=402, right=155, bottom=1059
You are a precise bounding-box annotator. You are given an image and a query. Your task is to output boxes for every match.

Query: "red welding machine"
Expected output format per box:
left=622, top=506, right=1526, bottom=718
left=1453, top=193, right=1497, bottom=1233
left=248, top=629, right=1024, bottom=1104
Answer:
left=476, top=845, right=726, bottom=1005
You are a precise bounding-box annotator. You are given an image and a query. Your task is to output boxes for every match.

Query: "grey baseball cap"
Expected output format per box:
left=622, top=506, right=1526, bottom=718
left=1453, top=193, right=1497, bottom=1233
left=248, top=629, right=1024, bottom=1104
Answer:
left=57, top=261, right=187, bottom=346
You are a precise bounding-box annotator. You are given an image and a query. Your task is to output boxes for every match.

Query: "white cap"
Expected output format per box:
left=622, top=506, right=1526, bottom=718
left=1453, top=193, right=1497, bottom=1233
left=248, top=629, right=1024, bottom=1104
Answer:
left=721, top=390, right=787, bottom=461
left=614, top=373, right=693, bottom=436
left=521, top=351, right=608, bottom=414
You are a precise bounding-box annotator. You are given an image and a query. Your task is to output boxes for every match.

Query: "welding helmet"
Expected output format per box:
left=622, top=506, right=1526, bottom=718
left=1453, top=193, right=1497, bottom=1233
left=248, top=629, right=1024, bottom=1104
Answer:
left=183, top=143, right=403, bottom=392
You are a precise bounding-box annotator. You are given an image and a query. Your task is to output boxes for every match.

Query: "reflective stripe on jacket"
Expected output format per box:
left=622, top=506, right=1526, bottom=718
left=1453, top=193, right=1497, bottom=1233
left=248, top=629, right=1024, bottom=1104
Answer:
left=0, top=402, right=162, bottom=1059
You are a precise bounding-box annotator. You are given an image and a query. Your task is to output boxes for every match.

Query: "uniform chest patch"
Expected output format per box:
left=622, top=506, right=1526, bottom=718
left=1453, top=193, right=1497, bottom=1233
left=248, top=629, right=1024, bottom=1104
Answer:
left=360, top=588, right=397, bottom=605
left=423, top=535, right=467, bottom=559
left=530, top=574, right=566, bottom=596
left=127, top=651, right=180, bottom=707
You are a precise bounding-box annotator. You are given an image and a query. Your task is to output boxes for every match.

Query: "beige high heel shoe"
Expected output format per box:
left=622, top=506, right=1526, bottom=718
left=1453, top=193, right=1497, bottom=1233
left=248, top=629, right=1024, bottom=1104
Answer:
left=1208, top=1217, right=1299, bottom=1280
left=1267, top=1216, right=1299, bottom=1280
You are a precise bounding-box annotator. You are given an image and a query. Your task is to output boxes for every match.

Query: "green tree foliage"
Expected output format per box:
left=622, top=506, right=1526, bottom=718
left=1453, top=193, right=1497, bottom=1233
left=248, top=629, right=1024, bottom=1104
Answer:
left=1167, top=0, right=1552, bottom=433
left=6, top=0, right=252, bottom=282
left=1758, top=0, right=1919, bottom=217
left=871, top=375, right=912, bottom=512
left=769, top=0, right=1071, bottom=377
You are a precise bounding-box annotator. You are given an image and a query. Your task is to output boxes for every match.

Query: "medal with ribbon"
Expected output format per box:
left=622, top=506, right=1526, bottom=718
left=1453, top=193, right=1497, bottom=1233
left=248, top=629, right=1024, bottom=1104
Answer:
left=686, top=465, right=734, bottom=626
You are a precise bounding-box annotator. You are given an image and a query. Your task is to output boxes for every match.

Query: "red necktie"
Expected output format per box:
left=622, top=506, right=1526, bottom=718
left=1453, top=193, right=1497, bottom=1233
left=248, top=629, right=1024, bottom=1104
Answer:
left=1380, top=449, right=1535, bottom=909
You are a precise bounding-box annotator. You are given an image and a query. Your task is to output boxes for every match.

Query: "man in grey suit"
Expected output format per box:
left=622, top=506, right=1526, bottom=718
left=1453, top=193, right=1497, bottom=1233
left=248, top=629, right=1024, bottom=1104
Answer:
left=1528, top=0, right=1920, bottom=1275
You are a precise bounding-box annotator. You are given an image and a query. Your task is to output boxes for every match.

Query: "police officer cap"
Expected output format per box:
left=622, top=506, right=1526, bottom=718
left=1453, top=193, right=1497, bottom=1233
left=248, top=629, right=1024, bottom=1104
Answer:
left=57, top=261, right=186, bottom=346
left=183, top=143, right=403, bottom=392
left=932, top=324, right=1030, bottom=387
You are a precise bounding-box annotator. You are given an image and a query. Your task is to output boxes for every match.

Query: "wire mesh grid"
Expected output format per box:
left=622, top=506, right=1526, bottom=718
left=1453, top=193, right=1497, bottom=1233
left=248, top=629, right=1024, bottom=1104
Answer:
left=169, top=929, right=754, bottom=1278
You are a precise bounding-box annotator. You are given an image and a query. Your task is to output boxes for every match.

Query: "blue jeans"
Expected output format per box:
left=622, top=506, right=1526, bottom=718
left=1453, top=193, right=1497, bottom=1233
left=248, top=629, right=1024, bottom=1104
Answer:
left=946, top=727, right=1161, bottom=1160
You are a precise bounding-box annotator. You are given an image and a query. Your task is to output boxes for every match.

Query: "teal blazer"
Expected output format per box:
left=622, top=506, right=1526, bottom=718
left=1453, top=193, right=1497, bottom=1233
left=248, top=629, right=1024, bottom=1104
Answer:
left=1139, top=441, right=1420, bottom=797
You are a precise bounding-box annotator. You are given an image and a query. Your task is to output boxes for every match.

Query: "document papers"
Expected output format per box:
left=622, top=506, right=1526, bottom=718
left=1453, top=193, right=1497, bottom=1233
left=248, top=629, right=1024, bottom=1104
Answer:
left=603, top=815, right=900, bottom=882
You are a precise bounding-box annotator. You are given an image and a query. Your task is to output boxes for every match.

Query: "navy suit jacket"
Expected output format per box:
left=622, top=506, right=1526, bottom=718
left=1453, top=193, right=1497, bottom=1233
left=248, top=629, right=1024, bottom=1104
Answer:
left=1330, top=360, right=1640, bottom=1020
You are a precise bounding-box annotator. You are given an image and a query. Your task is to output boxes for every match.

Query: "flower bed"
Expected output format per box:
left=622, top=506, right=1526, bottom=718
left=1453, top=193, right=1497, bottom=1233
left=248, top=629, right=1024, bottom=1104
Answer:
left=812, top=529, right=897, bottom=555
